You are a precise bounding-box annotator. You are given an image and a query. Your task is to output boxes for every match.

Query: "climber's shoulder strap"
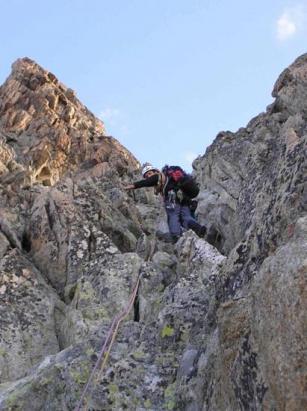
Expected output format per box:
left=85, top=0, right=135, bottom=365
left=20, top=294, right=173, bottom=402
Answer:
left=154, top=171, right=164, bottom=195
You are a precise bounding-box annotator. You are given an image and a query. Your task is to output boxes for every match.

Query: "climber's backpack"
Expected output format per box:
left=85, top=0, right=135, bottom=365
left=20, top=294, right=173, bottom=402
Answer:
left=162, top=165, right=200, bottom=199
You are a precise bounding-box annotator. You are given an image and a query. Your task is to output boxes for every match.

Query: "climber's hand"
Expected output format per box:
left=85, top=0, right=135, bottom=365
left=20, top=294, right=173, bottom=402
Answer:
left=123, top=184, right=135, bottom=190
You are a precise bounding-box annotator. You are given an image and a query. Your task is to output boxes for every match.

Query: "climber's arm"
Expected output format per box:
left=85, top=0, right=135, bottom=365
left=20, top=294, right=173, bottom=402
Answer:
left=123, top=174, right=159, bottom=190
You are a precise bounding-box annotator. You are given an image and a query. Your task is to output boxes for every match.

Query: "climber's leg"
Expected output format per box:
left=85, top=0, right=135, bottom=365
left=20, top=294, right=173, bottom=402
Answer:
left=180, top=205, right=206, bottom=237
left=165, top=201, right=182, bottom=242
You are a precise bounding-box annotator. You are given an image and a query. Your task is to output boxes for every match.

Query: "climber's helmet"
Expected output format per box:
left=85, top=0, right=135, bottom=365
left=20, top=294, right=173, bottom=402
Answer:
left=142, top=164, right=159, bottom=178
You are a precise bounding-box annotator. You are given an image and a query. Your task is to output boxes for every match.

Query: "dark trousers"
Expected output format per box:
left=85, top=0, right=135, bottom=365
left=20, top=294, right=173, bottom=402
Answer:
left=165, top=200, right=203, bottom=238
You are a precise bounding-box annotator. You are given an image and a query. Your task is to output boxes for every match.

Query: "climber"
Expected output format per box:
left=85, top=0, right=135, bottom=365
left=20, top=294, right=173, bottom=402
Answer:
left=124, top=164, right=206, bottom=243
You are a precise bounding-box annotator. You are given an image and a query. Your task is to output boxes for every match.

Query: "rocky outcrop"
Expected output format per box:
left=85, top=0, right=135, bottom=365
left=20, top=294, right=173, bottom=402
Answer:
left=0, top=58, right=148, bottom=394
left=0, top=55, right=306, bottom=410
left=0, top=58, right=139, bottom=188
left=195, top=54, right=306, bottom=258
left=191, top=53, right=307, bottom=410
left=0, top=232, right=225, bottom=410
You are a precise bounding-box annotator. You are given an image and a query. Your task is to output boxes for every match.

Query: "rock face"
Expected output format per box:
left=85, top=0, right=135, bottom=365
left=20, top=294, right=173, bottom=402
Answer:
left=0, top=55, right=306, bottom=411
left=192, top=54, right=307, bottom=410
left=0, top=57, right=139, bottom=187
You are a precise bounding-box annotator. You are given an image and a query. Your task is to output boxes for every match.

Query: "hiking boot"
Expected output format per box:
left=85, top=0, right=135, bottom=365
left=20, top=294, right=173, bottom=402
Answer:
left=193, top=225, right=206, bottom=238
left=171, top=235, right=180, bottom=244
left=199, top=225, right=207, bottom=238
left=156, top=231, right=175, bottom=243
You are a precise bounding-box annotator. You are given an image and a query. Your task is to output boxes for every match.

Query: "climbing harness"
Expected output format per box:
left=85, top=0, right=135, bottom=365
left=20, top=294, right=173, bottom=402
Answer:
left=74, top=271, right=143, bottom=411
left=166, top=189, right=176, bottom=210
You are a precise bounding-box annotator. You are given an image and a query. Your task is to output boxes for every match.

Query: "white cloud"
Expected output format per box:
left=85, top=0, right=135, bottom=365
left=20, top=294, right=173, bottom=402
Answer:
left=277, top=13, right=296, bottom=40
left=276, top=5, right=306, bottom=41
left=99, top=107, right=120, bottom=124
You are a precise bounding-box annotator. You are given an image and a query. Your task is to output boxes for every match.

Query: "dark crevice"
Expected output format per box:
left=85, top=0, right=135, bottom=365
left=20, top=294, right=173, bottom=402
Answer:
left=88, top=229, right=97, bottom=260
left=45, top=200, right=54, bottom=230
left=134, top=288, right=140, bottom=322
left=45, top=198, right=62, bottom=260
left=53, top=306, right=66, bottom=351
left=21, top=230, right=32, bottom=252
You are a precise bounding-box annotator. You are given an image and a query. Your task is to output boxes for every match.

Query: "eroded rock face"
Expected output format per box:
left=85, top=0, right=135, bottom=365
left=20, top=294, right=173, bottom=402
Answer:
left=0, top=57, right=151, bottom=391
left=0, top=248, right=64, bottom=383
left=194, top=54, right=307, bottom=259
left=0, top=232, right=225, bottom=410
left=0, top=57, right=139, bottom=187
left=0, top=55, right=306, bottom=411
left=191, top=53, right=307, bottom=410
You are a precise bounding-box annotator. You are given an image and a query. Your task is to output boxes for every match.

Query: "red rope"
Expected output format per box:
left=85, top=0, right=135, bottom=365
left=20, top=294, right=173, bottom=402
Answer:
left=73, top=272, right=142, bottom=411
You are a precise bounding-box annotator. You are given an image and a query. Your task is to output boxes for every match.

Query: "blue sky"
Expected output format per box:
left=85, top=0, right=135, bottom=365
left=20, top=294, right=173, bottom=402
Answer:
left=1, top=1, right=306, bottom=171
